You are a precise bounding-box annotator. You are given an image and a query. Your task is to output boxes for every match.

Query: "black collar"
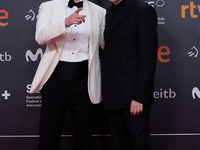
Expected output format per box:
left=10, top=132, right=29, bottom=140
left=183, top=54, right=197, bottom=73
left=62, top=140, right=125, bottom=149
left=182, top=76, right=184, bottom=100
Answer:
left=112, top=0, right=126, bottom=9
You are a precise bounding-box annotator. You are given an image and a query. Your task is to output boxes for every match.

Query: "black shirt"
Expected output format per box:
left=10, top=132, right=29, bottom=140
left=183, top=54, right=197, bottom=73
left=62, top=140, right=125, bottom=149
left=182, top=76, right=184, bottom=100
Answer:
left=112, top=0, right=126, bottom=19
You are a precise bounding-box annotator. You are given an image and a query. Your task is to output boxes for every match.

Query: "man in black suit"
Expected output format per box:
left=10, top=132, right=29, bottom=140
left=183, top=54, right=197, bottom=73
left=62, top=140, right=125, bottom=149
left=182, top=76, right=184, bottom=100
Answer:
left=102, top=0, right=158, bottom=149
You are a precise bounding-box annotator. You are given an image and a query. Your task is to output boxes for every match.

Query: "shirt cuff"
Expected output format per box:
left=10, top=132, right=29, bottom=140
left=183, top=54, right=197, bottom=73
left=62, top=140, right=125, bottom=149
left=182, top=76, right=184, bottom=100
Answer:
left=63, top=19, right=69, bottom=33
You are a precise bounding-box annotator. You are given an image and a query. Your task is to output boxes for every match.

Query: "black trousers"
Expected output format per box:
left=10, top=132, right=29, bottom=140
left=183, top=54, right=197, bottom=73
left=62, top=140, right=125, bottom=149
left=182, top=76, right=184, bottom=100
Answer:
left=106, top=105, right=151, bottom=150
left=38, top=61, right=92, bottom=150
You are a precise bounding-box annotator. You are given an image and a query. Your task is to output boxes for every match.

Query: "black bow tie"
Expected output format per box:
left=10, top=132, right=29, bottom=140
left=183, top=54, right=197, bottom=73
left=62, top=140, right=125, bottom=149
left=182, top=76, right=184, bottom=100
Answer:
left=68, top=0, right=83, bottom=8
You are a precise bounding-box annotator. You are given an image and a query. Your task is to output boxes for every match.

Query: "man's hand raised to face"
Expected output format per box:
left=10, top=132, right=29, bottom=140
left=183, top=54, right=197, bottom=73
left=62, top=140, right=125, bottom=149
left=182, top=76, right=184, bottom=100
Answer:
left=65, top=8, right=86, bottom=27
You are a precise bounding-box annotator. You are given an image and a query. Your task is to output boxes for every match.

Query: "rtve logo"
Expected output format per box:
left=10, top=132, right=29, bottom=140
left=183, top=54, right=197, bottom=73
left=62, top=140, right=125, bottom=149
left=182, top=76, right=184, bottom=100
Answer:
left=181, top=1, right=200, bottom=18
left=25, top=48, right=43, bottom=62
left=0, top=9, right=9, bottom=26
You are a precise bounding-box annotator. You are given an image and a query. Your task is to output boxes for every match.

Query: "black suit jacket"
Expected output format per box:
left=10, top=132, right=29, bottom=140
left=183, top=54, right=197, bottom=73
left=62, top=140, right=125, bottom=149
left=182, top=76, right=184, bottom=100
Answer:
left=102, top=0, right=158, bottom=109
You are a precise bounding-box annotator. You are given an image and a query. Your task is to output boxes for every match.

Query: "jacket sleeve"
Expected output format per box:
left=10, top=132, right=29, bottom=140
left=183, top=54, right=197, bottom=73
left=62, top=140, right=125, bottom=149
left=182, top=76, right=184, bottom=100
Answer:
left=134, top=5, right=158, bottom=104
left=35, top=2, right=66, bottom=45
left=99, top=9, right=106, bottom=50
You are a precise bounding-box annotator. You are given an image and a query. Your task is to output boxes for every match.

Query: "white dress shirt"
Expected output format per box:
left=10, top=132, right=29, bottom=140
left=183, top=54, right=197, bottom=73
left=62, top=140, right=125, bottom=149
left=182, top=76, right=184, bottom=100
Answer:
left=60, top=0, right=89, bottom=62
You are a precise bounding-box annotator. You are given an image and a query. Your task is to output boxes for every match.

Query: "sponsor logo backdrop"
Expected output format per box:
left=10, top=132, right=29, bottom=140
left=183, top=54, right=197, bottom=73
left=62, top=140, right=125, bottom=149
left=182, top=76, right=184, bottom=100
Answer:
left=0, top=0, right=200, bottom=149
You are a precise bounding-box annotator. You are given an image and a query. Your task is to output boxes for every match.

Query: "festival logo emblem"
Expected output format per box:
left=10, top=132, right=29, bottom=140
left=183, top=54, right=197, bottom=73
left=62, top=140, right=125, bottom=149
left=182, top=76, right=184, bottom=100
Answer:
left=25, top=9, right=35, bottom=21
left=188, top=46, right=199, bottom=58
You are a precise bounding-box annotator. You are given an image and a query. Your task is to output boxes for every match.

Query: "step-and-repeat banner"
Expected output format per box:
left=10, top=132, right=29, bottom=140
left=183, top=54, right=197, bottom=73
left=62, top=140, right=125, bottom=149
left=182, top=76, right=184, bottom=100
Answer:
left=0, top=0, right=200, bottom=149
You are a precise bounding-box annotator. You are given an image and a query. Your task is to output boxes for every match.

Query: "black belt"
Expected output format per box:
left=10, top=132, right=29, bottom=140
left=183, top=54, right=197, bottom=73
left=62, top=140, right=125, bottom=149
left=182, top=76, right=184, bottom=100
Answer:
left=51, top=60, right=88, bottom=81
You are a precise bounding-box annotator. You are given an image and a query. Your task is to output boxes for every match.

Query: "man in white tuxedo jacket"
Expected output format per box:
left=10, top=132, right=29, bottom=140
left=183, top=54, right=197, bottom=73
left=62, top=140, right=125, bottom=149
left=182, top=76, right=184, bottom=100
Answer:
left=30, top=0, right=105, bottom=149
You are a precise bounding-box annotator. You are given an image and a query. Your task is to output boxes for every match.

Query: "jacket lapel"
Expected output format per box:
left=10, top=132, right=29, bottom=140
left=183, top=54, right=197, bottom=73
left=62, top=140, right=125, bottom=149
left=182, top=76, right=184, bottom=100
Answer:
left=85, top=0, right=99, bottom=65
left=55, top=0, right=67, bottom=53
left=104, top=0, right=135, bottom=44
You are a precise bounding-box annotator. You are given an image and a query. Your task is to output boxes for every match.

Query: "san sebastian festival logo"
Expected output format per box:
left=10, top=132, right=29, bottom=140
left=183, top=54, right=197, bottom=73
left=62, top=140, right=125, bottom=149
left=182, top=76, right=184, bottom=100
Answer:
left=145, top=0, right=166, bottom=25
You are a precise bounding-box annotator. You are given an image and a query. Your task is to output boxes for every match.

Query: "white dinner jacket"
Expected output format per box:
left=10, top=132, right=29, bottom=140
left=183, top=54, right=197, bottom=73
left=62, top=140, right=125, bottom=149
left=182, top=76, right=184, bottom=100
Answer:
left=30, top=0, right=106, bottom=104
